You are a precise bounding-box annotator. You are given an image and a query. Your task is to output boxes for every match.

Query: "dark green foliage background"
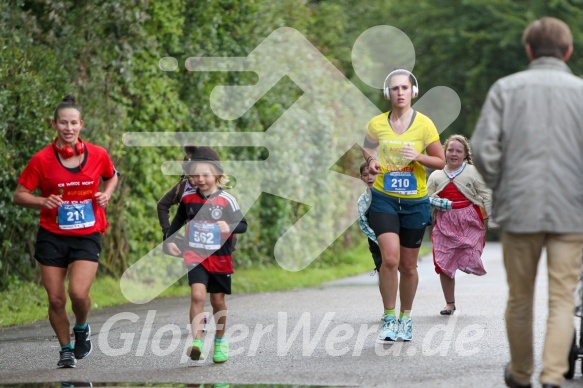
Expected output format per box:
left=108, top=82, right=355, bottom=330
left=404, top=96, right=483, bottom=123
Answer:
left=2, top=0, right=582, bottom=289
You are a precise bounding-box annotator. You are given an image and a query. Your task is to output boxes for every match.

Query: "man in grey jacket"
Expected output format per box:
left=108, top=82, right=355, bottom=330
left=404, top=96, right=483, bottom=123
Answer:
left=471, top=17, right=583, bottom=388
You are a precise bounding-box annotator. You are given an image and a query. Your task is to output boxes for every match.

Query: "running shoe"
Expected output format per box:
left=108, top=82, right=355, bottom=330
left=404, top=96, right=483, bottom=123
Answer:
left=213, top=338, right=229, bottom=363
left=73, top=324, right=93, bottom=359
left=377, top=314, right=399, bottom=342
left=57, top=349, right=77, bottom=368
left=187, top=338, right=205, bottom=360
left=395, top=316, right=413, bottom=341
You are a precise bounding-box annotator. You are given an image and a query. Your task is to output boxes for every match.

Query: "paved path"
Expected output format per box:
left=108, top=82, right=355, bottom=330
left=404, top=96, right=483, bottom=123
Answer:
left=0, top=242, right=581, bottom=387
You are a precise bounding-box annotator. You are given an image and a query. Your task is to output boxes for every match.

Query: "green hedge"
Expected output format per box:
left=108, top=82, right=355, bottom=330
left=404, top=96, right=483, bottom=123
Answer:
left=4, top=0, right=582, bottom=289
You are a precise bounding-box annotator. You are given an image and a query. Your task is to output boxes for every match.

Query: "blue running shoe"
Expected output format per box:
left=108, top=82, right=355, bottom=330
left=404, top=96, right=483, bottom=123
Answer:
left=377, top=315, right=399, bottom=343
left=396, top=316, right=412, bottom=341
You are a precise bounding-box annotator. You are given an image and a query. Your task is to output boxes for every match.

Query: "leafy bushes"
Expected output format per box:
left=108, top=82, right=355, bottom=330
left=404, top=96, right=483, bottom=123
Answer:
left=5, top=0, right=582, bottom=290
left=1, top=0, right=359, bottom=289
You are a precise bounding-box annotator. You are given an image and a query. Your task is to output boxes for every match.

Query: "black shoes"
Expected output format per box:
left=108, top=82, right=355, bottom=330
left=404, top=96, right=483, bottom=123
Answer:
left=57, top=349, right=77, bottom=368
left=57, top=325, right=93, bottom=368
left=73, top=324, right=93, bottom=360
left=440, top=306, right=456, bottom=315
left=504, top=364, right=532, bottom=388
left=56, top=324, right=92, bottom=368
left=440, top=302, right=456, bottom=315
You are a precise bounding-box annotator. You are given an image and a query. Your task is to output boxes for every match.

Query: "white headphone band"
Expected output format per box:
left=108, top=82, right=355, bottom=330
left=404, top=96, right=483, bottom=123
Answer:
left=383, top=69, right=419, bottom=98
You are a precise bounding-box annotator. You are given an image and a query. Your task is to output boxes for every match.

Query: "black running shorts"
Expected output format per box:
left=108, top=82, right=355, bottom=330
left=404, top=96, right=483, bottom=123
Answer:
left=34, top=227, right=101, bottom=268
left=187, top=264, right=232, bottom=294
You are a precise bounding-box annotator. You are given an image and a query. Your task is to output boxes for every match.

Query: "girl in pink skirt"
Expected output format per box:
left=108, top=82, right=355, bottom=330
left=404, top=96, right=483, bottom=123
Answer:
left=427, top=135, right=493, bottom=315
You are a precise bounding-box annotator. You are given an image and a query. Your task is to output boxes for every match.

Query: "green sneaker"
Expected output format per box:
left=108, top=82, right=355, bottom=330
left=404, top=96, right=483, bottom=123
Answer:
left=213, top=338, right=229, bottom=363
left=187, top=338, right=204, bottom=360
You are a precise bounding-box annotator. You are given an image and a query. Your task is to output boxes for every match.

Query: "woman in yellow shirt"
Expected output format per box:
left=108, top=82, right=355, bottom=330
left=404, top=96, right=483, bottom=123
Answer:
left=363, top=69, right=445, bottom=342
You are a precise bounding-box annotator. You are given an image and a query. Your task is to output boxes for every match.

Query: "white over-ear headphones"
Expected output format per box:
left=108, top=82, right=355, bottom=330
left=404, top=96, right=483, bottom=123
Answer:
left=383, top=69, right=419, bottom=100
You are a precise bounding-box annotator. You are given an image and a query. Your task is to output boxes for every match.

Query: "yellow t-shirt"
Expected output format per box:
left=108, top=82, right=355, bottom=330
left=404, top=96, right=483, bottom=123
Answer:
left=366, top=111, right=440, bottom=199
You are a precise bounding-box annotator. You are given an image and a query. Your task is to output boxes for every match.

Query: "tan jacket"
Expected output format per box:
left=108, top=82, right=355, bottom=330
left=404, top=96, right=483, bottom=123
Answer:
left=427, top=164, right=492, bottom=218
left=471, top=57, right=583, bottom=233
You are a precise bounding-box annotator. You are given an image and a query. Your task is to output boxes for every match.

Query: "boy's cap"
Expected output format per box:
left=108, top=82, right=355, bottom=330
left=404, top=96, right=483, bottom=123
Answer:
left=183, top=146, right=223, bottom=173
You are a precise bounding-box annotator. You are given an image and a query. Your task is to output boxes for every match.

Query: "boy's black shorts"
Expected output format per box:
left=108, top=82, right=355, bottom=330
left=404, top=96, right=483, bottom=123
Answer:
left=187, top=264, right=232, bottom=294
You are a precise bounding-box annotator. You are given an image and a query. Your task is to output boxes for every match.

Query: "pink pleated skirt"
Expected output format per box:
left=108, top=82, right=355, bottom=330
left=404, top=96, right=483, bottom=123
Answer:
left=432, top=205, right=487, bottom=279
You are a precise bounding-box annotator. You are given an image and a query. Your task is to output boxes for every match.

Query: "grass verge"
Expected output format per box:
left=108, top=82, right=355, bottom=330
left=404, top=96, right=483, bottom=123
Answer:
left=0, top=243, right=431, bottom=328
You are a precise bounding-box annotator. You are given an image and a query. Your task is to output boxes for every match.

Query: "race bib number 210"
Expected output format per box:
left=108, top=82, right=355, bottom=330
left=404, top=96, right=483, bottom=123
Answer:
left=384, top=171, right=418, bottom=195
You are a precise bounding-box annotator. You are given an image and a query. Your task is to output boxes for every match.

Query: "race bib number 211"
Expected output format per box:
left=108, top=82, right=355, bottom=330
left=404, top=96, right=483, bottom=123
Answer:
left=58, top=200, right=96, bottom=230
